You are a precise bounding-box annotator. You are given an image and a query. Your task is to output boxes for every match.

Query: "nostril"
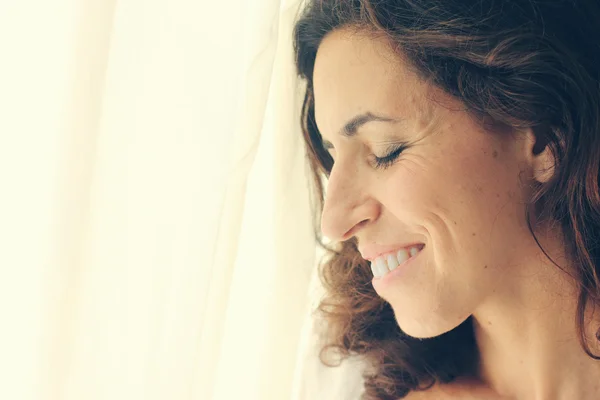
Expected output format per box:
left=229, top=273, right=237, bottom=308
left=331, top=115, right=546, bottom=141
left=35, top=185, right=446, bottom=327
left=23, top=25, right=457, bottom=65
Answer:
left=344, top=219, right=368, bottom=239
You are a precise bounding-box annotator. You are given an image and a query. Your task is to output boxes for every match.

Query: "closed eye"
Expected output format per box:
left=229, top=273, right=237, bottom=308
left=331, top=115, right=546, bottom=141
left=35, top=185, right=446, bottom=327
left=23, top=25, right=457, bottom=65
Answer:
left=372, top=144, right=407, bottom=170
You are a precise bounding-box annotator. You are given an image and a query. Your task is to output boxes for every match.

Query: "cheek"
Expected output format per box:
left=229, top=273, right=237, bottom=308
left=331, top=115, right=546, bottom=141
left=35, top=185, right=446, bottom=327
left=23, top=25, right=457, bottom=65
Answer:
left=383, top=145, right=527, bottom=252
left=435, top=152, right=530, bottom=267
left=379, top=166, right=444, bottom=234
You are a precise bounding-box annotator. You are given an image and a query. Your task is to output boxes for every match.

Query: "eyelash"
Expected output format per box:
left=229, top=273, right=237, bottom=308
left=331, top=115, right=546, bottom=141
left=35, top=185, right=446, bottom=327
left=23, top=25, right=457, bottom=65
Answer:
left=372, top=144, right=407, bottom=170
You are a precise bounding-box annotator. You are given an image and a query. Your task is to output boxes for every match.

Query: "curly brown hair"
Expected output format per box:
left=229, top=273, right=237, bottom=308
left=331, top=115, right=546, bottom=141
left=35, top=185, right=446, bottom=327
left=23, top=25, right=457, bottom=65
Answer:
left=292, top=0, right=600, bottom=399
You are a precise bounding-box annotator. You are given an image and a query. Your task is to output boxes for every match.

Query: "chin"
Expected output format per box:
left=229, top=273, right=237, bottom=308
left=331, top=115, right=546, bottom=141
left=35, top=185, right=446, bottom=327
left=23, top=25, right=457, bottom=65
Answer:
left=393, top=308, right=468, bottom=339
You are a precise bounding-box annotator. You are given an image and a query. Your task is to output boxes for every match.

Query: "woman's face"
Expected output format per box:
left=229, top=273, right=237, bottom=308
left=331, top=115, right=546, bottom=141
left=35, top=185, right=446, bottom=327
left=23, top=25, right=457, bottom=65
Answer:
left=313, top=28, right=550, bottom=338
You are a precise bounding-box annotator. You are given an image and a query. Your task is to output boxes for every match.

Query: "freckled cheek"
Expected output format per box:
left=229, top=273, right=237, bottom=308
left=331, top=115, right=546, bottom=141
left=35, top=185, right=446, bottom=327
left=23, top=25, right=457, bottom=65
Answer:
left=440, top=157, right=526, bottom=239
left=379, top=153, right=512, bottom=223
left=379, top=173, right=435, bottom=222
left=388, top=161, right=494, bottom=221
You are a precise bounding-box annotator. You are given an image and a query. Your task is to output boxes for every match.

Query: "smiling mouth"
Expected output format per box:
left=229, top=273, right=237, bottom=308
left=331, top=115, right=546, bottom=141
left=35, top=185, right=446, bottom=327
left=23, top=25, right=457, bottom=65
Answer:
left=370, top=244, right=425, bottom=279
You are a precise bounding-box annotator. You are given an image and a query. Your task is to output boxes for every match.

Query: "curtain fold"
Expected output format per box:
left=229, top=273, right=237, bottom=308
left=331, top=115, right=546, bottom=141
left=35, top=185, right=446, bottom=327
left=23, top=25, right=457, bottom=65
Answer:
left=0, top=0, right=350, bottom=399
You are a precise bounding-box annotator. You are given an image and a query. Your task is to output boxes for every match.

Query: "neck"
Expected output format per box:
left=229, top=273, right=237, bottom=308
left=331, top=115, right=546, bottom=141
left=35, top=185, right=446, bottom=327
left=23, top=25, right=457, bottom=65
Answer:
left=471, top=228, right=600, bottom=400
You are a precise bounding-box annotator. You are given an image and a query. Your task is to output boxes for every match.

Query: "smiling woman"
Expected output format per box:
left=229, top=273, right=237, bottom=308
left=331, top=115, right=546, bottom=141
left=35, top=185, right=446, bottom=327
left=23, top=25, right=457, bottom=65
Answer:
left=292, top=1, right=600, bottom=399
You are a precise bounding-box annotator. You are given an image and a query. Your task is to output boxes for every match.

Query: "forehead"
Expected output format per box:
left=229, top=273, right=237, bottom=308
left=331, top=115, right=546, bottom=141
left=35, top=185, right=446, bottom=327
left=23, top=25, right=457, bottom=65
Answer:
left=313, top=29, right=429, bottom=138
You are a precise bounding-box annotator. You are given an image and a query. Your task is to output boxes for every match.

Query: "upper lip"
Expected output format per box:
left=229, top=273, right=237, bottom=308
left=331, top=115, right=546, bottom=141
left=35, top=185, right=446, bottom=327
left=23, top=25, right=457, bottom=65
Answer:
left=359, top=242, right=424, bottom=261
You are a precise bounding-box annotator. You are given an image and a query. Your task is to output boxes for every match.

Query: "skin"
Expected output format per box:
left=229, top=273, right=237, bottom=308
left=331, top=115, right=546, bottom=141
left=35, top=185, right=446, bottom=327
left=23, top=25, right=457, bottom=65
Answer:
left=313, top=27, right=600, bottom=399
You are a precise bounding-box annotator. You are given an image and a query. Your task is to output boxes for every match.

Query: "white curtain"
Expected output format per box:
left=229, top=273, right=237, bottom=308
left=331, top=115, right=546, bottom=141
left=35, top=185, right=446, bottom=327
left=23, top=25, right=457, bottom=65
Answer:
left=0, top=0, right=365, bottom=399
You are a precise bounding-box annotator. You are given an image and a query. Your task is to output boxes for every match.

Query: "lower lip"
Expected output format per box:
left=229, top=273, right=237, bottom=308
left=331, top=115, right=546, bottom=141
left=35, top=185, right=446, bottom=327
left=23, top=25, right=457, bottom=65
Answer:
left=371, top=246, right=424, bottom=290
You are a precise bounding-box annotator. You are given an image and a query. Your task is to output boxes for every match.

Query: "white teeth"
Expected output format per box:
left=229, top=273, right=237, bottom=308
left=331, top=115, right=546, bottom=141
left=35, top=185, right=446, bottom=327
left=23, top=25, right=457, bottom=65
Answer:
left=373, top=257, right=389, bottom=278
left=370, top=261, right=381, bottom=277
left=369, top=245, right=423, bottom=279
left=386, top=253, right=399, bottom=271
left=397, top=249, right=409, bottom=264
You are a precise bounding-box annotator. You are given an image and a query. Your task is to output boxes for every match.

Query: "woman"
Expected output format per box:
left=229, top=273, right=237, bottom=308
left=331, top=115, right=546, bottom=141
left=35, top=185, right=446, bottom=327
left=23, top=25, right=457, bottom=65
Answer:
left=292, top=1, right=600, bottom=399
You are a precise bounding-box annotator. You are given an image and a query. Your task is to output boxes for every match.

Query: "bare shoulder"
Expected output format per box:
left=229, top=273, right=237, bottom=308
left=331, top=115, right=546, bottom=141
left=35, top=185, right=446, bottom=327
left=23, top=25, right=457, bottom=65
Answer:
left=401, top=378, right=504, bottom=400
left=400, top=382, right=453, bottom=400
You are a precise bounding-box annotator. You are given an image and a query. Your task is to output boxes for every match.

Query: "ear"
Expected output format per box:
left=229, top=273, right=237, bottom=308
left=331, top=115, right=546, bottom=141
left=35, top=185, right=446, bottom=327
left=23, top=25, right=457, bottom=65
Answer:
left=524, top=126, right=556, bottom=184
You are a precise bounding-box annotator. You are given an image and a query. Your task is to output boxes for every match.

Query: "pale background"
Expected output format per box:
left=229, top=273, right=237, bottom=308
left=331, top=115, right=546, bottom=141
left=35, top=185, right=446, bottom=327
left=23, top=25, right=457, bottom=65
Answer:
left=0, top=0, right=366, bottom=399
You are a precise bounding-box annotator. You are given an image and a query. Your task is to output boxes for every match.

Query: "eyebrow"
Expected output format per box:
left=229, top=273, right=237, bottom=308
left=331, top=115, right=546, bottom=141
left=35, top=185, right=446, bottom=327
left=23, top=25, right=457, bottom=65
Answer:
left=320, top=112, right=403, bottom=149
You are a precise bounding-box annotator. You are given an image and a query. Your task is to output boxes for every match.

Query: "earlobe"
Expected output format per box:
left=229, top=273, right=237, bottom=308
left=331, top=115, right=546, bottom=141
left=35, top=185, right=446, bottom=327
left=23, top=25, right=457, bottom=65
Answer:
left=527, top=127, right=555, bottom=184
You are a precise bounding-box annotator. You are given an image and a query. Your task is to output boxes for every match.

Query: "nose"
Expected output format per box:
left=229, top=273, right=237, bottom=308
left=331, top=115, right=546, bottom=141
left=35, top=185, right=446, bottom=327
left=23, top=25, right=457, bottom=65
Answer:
left=320, top=161, right=379, bottom=242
